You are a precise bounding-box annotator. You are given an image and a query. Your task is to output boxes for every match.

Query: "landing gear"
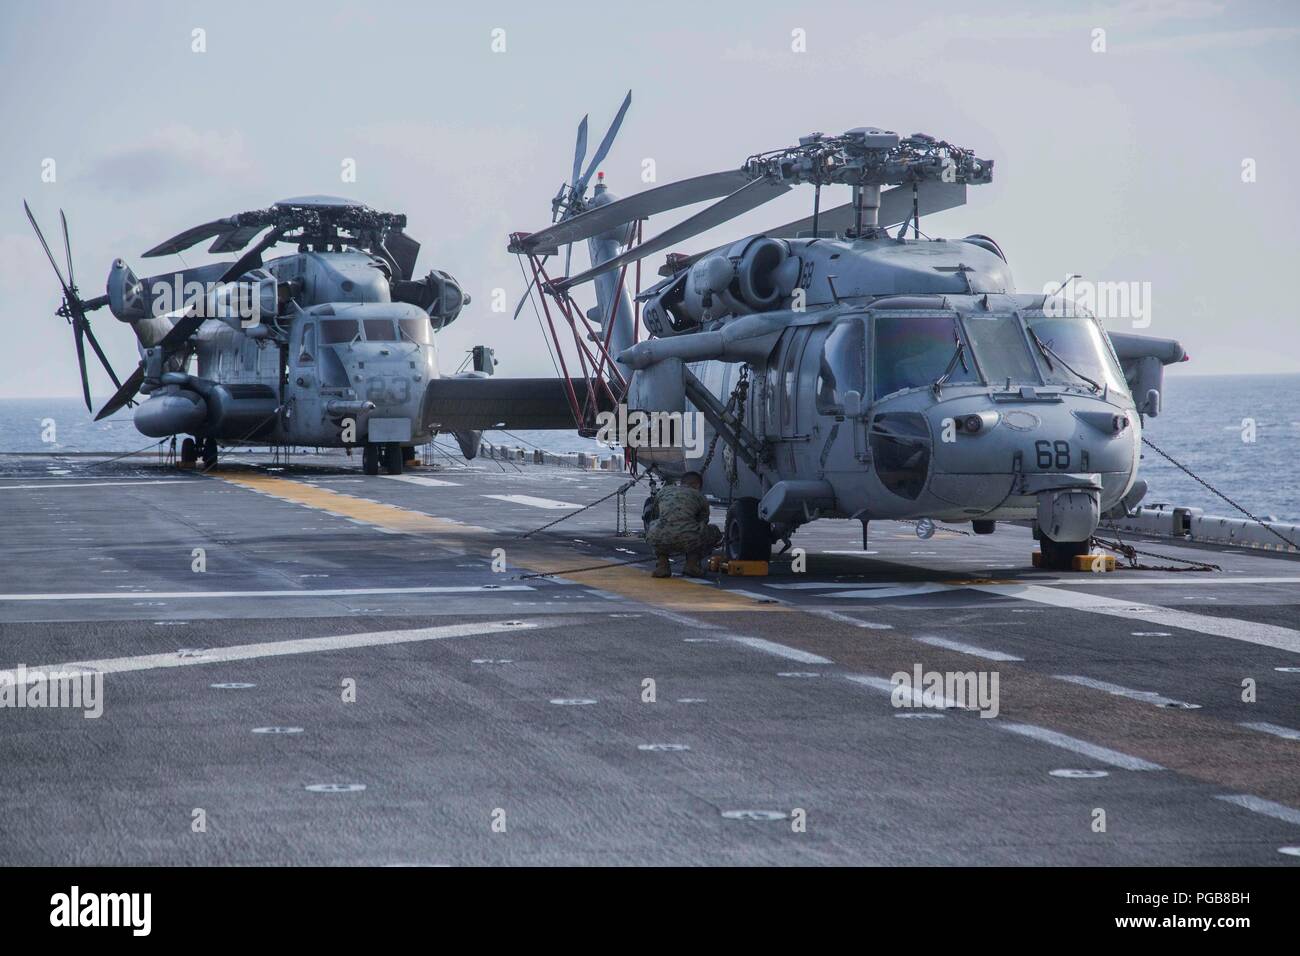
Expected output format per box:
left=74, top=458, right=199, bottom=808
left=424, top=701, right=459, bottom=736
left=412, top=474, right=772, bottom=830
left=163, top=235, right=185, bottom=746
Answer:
left=725, top=497, right=773, bottom=562
left=200, top=437, right=218, bottom=468
left=384, top=442, right=404, bottom=475
left=1038, top=532, right=1090, bottom=570
left=180, top=437, right=198, bottom=466
left=362, top=443, right=380, bottom=475
left=402, top=444, right=417, bottom=466
left=972, top=520, right=996, bottom=535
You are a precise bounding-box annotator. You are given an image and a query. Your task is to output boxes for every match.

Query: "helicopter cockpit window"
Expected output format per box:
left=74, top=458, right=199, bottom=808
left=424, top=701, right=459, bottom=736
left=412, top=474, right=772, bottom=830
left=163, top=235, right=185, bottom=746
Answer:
left=320, top=319, right=359, bottom=344
left=297, top=323, right=316, bottom=366
left=872, top=314, right=977, bottom=399
left=1025, top=314, right=1129, bottom=395
left=319, top=346, right=351, bottom=388
left=398, top=318, right=431, bottom=344
left=363, top=319, right=397, bottom=341
left=962, top=313, right=1040, bottom=386
left=815, top=317, right=866, bottom=414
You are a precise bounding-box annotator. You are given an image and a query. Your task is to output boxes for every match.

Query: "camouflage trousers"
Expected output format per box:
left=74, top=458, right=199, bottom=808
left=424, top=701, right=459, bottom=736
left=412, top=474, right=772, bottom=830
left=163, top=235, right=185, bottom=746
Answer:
left=647, top=522, right=723, bottom=558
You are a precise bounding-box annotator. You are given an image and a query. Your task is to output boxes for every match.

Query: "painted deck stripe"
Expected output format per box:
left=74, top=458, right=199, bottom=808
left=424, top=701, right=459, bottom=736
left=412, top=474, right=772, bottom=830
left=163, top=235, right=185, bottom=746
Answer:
left=0, top=585, right=534, bottom=602
left=915, top=636, right=1024, bottom=662
left=1239, top=721, right=1300, bottom=741
left=1215, top=794, right=1300, bottom=825
left=380, top=475, right=461, bottom=488
left=1054, top=674, right=1199, bottom=709
left=994, top=722, right=1165, bottom=770
left=845, top=673, right=969, bottom=710
left=968, top=583, right=1300, bottom=655
left=0, top=619, right=549, bottom=684
left=482, top=494, right=581, bottom=510
left=729, top=636, right=832, bottom=664
left=0, top=480, right=187, bottom=490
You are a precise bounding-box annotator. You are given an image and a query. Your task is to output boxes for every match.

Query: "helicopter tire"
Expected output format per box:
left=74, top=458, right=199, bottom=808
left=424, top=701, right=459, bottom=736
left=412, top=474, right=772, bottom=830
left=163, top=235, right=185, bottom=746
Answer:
left=200, top=437, right=218, bottom=468
left=725, top=497, right=773, bottom=562
left=383, top=442, right=404, bottom=475
left=362, top=444, right=380, bottom=476
left=1038, top=533, right=1090, bottom=570
left=180, top=437, right=198, bottom=465
left=402, top=444, right=417, bottom=464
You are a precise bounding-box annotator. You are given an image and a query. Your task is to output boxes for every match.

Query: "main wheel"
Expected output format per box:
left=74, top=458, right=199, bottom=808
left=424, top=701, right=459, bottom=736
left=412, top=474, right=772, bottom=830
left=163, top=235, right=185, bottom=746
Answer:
left=383, top=442, right=404, bottom=475
left=1039, top=533, right=1090, bottom=570
left=725, top=497, right=772, bottom=562
left=362, top=444, right=380, bottom=475
left=180, top=437, right=198, bottom=464
left=200, top=437, right=218, bottom=468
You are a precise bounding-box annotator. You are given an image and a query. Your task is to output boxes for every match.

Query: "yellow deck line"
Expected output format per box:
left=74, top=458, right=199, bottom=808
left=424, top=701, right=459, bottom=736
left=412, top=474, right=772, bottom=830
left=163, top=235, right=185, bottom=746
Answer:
left=214, top=471, right=783, bottom=613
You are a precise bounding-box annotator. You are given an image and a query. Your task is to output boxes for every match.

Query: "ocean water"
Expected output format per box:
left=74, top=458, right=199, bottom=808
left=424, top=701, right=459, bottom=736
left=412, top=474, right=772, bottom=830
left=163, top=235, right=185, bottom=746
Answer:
left=2, top=373, right=1297, bottom=522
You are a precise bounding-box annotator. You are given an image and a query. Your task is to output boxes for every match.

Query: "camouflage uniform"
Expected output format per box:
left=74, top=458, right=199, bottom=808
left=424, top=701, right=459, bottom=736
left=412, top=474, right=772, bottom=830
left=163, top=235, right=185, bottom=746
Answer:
left=646, top=484, right=722, bottom=561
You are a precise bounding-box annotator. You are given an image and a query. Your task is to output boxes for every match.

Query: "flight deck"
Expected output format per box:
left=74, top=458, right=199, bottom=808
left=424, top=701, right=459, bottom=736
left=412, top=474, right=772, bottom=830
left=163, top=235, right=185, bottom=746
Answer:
left=2, top=450, right=1298, bottom=865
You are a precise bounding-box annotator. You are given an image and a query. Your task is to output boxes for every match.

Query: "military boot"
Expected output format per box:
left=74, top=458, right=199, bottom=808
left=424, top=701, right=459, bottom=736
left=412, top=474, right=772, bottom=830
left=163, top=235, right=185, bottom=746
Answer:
left=652, top=555, right=672, bottom=578
left=683, top=552, right=707, bottom=578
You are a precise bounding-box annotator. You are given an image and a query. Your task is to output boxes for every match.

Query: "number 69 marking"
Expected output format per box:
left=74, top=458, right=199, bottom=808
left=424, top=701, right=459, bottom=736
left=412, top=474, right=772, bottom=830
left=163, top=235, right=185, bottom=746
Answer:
left=1035, top=440, right=1071, bottom=470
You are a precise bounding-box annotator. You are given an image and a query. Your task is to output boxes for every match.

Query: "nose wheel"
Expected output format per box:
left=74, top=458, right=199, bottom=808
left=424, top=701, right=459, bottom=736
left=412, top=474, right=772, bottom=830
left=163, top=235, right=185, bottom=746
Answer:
left=362, top=442, right=404, bottom=475
left=1037, top=532, right=1091, bottom=570
left=725, top=497, right=773, bottom=562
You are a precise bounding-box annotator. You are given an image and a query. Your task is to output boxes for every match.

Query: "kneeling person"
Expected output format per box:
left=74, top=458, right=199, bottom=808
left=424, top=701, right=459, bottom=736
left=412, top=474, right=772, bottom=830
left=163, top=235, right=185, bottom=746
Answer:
left=645, top=471, right=722, bottom=578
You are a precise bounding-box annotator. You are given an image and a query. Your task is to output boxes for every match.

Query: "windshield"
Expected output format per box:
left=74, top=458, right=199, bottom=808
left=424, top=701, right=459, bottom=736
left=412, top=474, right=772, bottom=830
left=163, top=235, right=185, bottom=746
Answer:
left=1024, top=314, right=1129, bottom=395
left=872, top=314, right=977, bottom=399
left=816, top=318, right=866, bottom=413
left=962, top=313, right=1041, bottom=386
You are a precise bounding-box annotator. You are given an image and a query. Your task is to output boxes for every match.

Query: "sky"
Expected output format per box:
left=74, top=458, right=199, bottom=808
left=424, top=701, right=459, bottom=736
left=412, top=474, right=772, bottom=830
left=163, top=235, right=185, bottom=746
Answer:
left=1, top=0, right=1298, bottom=403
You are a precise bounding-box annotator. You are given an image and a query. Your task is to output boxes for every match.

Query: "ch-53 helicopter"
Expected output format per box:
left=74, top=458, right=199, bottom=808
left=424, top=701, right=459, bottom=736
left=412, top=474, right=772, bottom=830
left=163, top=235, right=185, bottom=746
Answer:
left=508, top=97, right=1189, bottom=570
left=24, top=194, right=495, bottom=474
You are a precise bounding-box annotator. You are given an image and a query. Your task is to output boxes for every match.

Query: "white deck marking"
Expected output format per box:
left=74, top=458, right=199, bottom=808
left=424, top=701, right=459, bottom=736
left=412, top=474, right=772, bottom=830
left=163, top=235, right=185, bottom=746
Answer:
left=994, top=722, right=1164, bottom=770
left=1239, top=721, right=1300, bottom=741
left=0, top=619, right=547, bottom=684
left=0, top=585, right=535, bottom=602
left=0, top=480, right=186, bottom=490
left=379, top=475, right=461, bottom=488
left=729, top=636, right=832, bottom=664
left=829, top=584, right=951, bottom=600
left=1215, top=794, right=1300, bottom=826
left=483, top=494, right=580, bottom=510
left=1054, top=674, right=1199, bottom=709
left=845, top=674, right=969, bottom=709
left=764, top=582, right=887, bottom=590
left=967, top=583, right=1300, bottom=655
left=915, top=636, right=1023, bottom=662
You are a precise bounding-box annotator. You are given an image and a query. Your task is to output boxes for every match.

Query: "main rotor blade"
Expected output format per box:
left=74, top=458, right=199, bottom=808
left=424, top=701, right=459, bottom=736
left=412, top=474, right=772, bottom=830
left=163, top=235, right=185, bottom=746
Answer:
left=208, top=224, right=266, bottom=254
left=571, top=115, right=588, bottom=196
left=95, top=364, right=144, bottom=421
left=558, top=176, right=792, bottom=290
left=143, top=217, right=237, bottom=258
left=59, top=209, right=75, bottom=288
left=514, top=169, right=752, bottom=255
left=577, top=90, right=631, bottom=195
left=658, top=181, right=971, bottom=276
left=23, top=200, right=69, bottom=292
left=386, top=229, right=420, bottom=281
left=71, top=318, right=92, bottom=411
left=81, top=319, right=124, bottom=390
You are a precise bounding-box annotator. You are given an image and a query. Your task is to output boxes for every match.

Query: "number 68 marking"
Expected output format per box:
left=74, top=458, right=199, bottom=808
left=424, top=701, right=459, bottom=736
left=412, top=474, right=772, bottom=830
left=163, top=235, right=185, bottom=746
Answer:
left=1035, top=440, right=1070, bottom=470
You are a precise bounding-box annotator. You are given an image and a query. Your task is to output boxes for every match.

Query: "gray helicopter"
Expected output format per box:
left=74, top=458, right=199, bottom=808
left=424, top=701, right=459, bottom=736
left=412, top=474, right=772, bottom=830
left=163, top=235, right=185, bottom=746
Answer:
left=509, top=101, right=1189, bottom=570
left=24, top=195, right=482, bottom=474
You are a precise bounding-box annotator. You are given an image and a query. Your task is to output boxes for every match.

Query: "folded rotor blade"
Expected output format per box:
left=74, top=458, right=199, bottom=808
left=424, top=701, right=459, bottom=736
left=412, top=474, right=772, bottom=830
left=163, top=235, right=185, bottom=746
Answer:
left=59, top=209, right=76, bottom=288
left=81, top=319, right=124, bottom=390
left=558, top=176, right=792, bottom=290
left=71, top=318, right=92, bottom=411
left=386, top=229, right=421, bottom=281
left=514, top=169, right=753, bottom=255
left=23, top=200, right=69, bottom=292
left=571, top=115, right=588, bottom=196
left=95, top=364, right=144, bottom=421
left=208, top=224, right=266, bottom=254
left=576, top=90, right=631, bottom=195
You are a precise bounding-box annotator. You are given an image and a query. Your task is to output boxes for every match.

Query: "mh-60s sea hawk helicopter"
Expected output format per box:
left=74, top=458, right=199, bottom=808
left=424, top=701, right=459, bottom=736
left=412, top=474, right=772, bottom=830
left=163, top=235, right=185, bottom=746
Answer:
left=25, top=195, right=481, bottom=473
left=509, top=99, right=1189, bottom=570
